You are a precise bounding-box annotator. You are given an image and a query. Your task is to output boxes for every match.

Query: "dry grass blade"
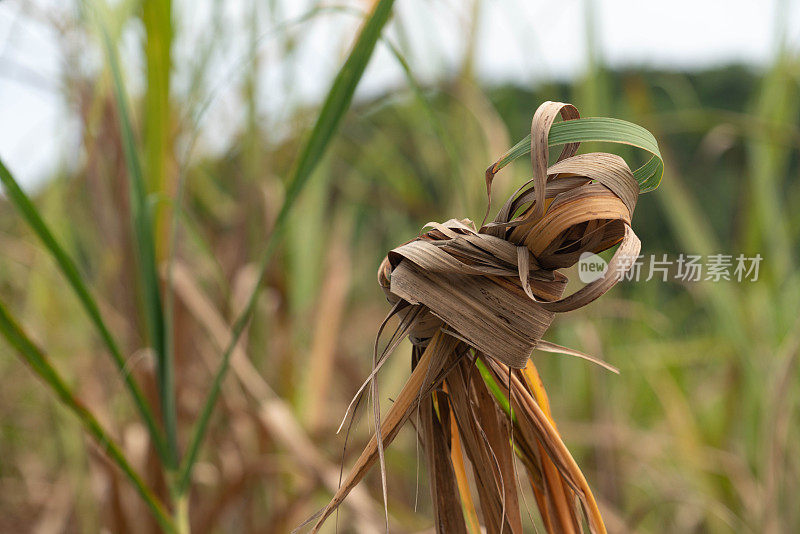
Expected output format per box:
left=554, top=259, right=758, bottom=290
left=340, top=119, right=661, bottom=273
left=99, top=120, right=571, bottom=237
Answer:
left=445, top=358, right=515, bottom=534
left=420, top=393, right=468, bottom=533
left=470, top=362, right=524, bottom=534
left=303, top=330, right=461, bottom=533
left=484, top=357, right=605, bottom=533
left=304, top=223, right=351, bottom=431
left=536, top=340, right=619, bottom=374
left=449, top=401, right=482, bottom=534
left=168, top=262, right=386, bottom=531
left=303, top=100, right=662, bottom=533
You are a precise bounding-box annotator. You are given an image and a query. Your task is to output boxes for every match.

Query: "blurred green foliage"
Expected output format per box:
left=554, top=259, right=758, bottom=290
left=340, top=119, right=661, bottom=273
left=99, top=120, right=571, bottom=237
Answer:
left=0, top=3, right=798, bottom=532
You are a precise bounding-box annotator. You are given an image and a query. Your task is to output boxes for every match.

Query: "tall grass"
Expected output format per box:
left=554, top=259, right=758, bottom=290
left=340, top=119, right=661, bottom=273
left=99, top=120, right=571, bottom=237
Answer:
left=0, top=0, right=798, bottom=532
left=0, top=0, right=396, bottom=530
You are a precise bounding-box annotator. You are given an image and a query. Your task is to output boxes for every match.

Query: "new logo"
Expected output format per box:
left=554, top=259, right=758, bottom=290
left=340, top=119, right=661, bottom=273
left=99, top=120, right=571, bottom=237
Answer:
left=578, top=252, right=608, bottom=283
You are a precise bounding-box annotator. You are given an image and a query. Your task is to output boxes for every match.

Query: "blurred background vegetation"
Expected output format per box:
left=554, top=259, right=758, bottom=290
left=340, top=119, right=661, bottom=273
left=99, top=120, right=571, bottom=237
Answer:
left=1, top=0, right=799, bottom=532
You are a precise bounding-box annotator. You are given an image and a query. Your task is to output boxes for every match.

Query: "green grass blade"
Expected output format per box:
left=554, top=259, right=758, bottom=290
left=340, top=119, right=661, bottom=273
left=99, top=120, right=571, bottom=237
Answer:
left=0, top=157, right=169, bottom=463
left=100, top=26, right=176, bottom=466
left=488, top=116, right=664, bottom=192
left=161, top=4, right=372, bottom=477
left=142, top=0, right=173, bottom=203
left=475, top=358, right=515, bottom=422
left=278, top=0, right=396, bottom=214
left=0, top=300, right=176, bottom=534
left=744, top=54, right=797, bottom=281
left=175, top=0, right=397, bottom=493
left=385, top=39, right=467, bottom=211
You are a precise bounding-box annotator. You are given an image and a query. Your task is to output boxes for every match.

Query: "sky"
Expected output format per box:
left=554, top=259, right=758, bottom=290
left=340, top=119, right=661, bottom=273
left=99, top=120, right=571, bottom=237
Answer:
left=1, top=0, right=799, bottom=189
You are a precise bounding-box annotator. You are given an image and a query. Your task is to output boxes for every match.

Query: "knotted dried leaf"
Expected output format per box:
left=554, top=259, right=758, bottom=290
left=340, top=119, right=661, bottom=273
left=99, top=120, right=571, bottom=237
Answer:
left=299, top=100, right=663, bottom=534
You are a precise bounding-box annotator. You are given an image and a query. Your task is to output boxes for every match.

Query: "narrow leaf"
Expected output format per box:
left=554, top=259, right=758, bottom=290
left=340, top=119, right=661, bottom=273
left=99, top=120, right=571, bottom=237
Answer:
left=0, top=300, right=175, bottom=534
left=489, top=117, right=664, bottom=192
left=100, top=25, right=176, bottom=464
left=0, top=157, right=169, bottom=462
left=177, top=0, right=397, bottom=493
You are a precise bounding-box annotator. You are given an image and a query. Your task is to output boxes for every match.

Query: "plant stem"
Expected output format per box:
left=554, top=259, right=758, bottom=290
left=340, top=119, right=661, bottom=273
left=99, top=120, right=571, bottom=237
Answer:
left=173, top=492, right=190, bottom=534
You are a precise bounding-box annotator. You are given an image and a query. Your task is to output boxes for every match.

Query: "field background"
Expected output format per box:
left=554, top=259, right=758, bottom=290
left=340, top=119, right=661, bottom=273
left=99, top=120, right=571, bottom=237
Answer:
left=1, top=1, right=799, bottom=533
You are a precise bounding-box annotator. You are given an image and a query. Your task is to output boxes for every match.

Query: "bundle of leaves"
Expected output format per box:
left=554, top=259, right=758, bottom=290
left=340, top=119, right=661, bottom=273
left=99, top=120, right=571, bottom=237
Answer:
left=301, top=101, right=663, bottom=534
